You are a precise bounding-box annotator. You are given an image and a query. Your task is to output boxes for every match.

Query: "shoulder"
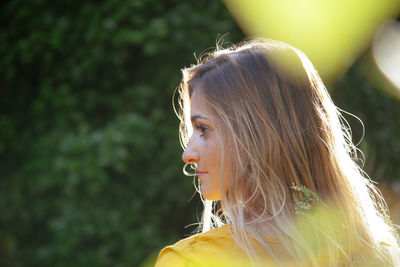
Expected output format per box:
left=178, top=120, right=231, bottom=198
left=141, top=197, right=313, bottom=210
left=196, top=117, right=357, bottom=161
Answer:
left=155, top=225, right=235, bottom=267
left=155, top=225, right=284, bottom=267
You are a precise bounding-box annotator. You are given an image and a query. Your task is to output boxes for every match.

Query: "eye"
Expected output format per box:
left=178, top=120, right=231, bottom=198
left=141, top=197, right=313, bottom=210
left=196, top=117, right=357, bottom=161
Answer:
left=195, top=124, right=208, bottom=137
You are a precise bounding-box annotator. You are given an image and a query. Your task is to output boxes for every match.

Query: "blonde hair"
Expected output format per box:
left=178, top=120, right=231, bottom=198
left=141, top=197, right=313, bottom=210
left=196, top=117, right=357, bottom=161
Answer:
left=177, top=39, right=400, bottom=266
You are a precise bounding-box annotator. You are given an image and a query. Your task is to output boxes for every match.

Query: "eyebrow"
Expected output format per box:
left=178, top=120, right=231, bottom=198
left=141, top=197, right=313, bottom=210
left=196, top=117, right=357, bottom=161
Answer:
left=191, top=115, right=211, bottom=124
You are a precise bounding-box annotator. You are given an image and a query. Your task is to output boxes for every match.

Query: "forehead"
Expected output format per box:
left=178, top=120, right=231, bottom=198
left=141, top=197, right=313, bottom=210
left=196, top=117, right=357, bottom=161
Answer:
left=190, top=90, right=212, bottom=117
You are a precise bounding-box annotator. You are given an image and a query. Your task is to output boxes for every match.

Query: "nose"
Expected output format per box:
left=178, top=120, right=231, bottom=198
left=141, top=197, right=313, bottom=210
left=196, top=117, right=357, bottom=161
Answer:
left=182, top=141, right=200, bottom=164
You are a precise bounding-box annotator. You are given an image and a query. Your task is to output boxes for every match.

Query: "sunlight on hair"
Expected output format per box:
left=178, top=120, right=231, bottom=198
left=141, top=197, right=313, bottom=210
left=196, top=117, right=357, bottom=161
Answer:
left=288, top=202, right=391, bottom=266
left=202, top=200, right=213, bottom=232
left=176, top=71, right=193, bottom=148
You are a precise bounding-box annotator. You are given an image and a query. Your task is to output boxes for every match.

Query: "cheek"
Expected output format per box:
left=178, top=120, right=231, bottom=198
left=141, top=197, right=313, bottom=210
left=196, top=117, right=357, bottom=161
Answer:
left=204, top=141, right=221, bottom=175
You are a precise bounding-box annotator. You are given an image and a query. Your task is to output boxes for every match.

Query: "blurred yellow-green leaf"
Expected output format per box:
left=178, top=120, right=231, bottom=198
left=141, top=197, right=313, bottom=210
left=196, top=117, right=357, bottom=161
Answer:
left=224, top=0, right=400, bottom=80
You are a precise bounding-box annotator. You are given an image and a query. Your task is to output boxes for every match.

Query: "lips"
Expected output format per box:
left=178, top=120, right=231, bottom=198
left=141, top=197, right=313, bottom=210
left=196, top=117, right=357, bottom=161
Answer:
left=196, top=171, right=207, bottom=182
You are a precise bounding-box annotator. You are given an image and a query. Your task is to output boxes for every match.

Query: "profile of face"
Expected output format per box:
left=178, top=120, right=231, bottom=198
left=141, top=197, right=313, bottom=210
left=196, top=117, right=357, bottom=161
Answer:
left=182, top=90, right=226, bottom=201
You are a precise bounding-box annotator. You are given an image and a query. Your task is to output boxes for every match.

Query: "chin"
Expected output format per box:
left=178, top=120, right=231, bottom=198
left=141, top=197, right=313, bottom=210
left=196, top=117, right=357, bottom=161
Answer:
left=201, top=191, right=222, bottom=201
left=200, top=182, right=223, bottom=200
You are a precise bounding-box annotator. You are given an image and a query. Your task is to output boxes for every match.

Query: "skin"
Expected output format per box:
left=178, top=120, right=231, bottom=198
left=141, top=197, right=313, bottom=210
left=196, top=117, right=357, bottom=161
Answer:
left=182, top=90, right=225, bottom=201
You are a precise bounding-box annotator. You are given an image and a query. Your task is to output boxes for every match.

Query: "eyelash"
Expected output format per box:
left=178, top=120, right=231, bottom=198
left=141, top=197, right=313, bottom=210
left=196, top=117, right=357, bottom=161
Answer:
left=195, top=124, right=208, bottom=137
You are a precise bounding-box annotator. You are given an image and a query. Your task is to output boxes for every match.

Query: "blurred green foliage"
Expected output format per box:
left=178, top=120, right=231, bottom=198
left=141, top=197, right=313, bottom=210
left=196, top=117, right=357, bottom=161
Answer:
left=332, top=57, right=400, bottom=182
left=0, top=1, right=242, bottom=266
left=0, top=0, right=398, bottom=266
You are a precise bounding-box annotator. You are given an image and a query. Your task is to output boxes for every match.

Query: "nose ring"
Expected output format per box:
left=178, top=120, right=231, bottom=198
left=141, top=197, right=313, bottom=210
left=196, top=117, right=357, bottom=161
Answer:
left=183, top=162, right=197, bottom=176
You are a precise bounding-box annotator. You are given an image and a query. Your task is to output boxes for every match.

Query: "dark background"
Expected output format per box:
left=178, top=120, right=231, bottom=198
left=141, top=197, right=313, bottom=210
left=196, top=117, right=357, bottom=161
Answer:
left=1, top=1, right=399, bottom=266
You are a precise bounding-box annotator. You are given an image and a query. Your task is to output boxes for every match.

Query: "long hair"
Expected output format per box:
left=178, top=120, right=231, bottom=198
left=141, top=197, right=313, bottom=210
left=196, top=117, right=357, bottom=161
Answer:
left=176, top=39, right=400, bottom=266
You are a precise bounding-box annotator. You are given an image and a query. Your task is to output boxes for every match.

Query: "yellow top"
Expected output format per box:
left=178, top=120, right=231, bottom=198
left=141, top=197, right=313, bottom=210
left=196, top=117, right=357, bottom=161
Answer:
left=155, top=225, right=289, bottom=267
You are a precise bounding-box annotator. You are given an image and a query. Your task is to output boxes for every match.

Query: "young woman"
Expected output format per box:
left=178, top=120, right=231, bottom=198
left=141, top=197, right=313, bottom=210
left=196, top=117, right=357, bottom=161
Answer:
left=155, top=39, right=400, bottom=266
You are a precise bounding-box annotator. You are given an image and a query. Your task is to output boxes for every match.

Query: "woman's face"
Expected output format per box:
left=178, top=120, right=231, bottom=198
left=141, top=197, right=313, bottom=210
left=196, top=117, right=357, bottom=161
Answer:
left=182, top=90, right=226, bottom=201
